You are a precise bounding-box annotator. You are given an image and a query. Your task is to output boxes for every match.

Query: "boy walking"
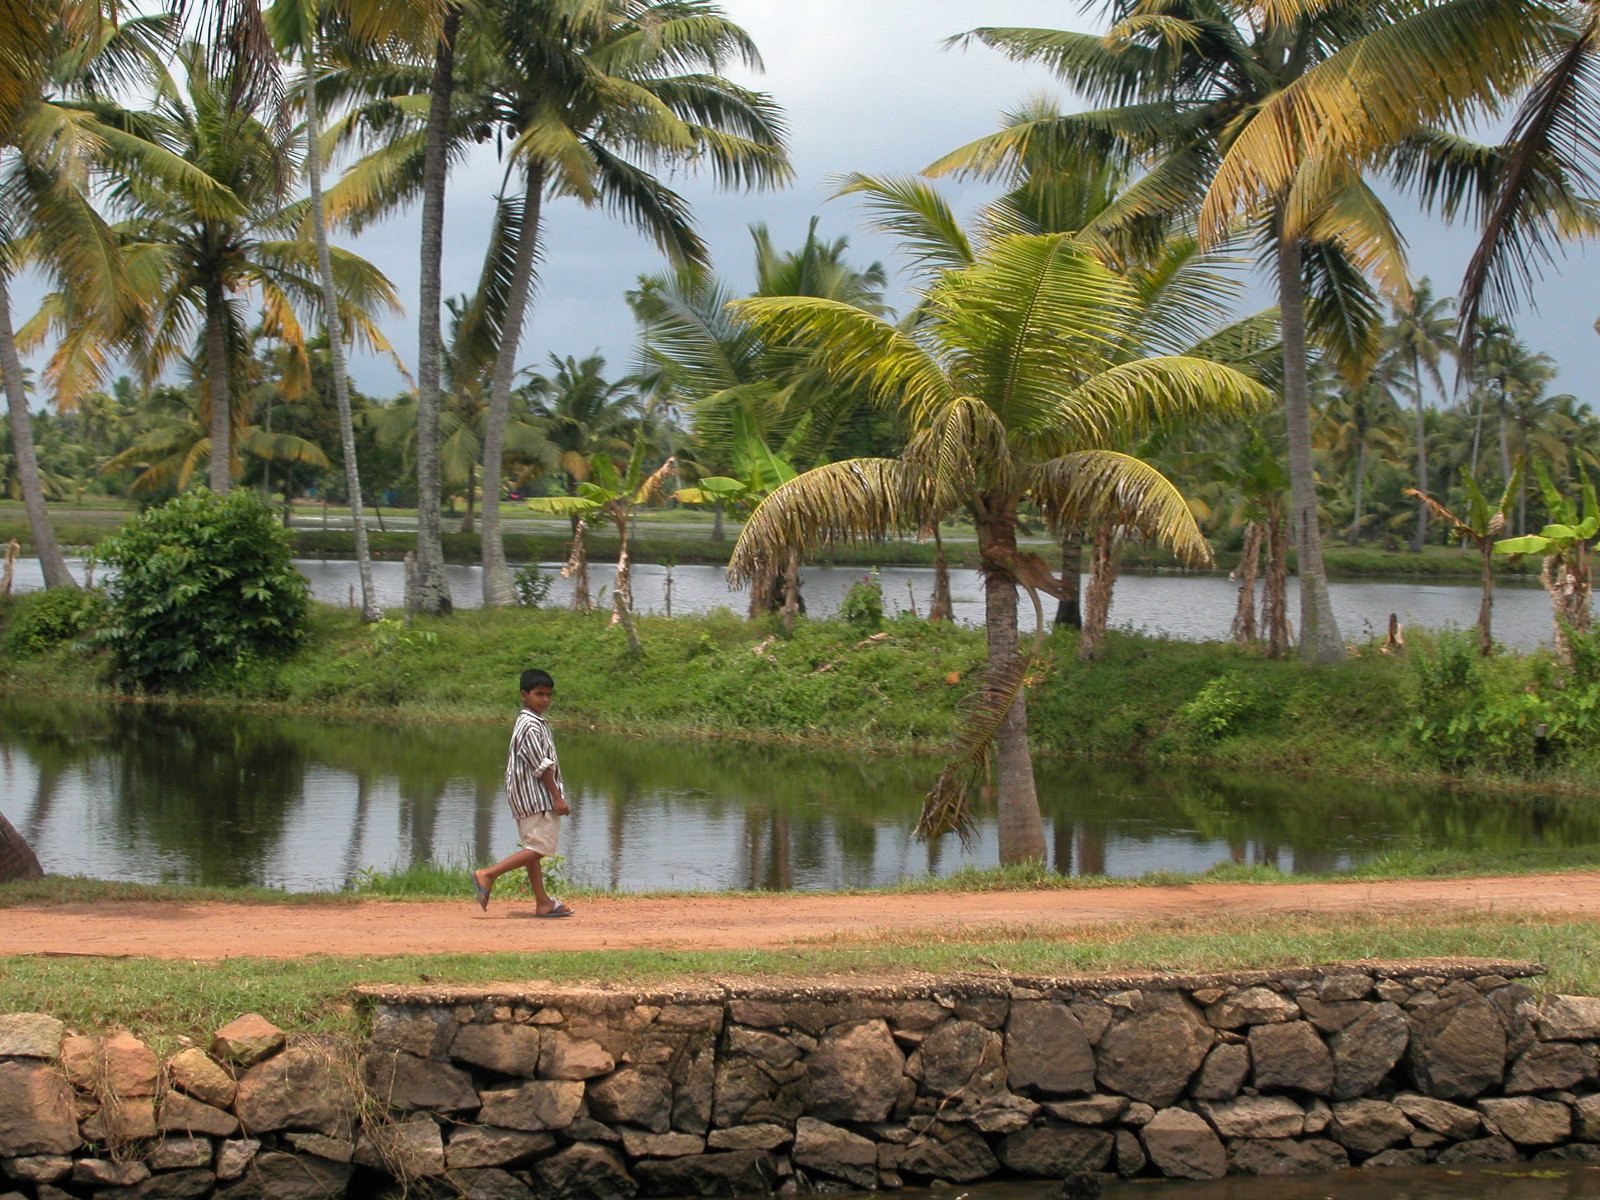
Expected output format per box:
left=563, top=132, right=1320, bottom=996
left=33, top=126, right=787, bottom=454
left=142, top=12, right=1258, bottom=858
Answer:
left=472, top=668, right=574, bottom=917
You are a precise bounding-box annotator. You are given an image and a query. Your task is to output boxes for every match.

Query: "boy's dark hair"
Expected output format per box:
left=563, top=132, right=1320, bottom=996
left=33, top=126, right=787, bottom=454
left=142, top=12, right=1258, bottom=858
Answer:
left=521, top=667, right=554, bottom=692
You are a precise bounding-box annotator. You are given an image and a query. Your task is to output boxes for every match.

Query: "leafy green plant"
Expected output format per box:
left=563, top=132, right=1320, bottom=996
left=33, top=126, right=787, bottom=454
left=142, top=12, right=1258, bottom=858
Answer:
left=1178, top=672, right=1254, bottom=742
left=96, top=489, right=309, bottom=690
left=513, top=565, right=553, bottom=608
left=1, top=588, right=108, bottom=655
left=838, top=570, right=884, bottom=631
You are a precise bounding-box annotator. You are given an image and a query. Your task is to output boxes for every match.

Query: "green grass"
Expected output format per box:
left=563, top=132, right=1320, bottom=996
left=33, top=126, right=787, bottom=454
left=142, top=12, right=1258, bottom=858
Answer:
left=1, top=909, right=1590, bottom=1049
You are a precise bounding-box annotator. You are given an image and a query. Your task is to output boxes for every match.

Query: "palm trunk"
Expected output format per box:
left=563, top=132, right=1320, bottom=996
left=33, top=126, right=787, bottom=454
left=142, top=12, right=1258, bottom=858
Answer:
left=0, top=275, right=74, bottom=589
left=976, top=500, right=1045, bottom=865
left=564, top=518, right=591, bottom=613
left=412, top=7, right=460, bottom=617
left=1410, top=369, right=1429, bottom=552
left=481, top=165, right=545, bottom=607
left=928, top=525, right=953, bottom=622
left=1476, top=541, right=1495, bottom=657
left=780, top=547, right=800, bottom=634
left=461, top=461, right=475, bottom=533
left=1053, top=527, right=1083, bottom=629
left=204, top=279, right=231, bottom=494
left=1078, top=519, right=1119, bottom=660
left=1231, top=521, right=1261, bottom=643
left=610, top=514, right=641, bottom=653
left=1263, top=498, right=1291, bottom=659
left=1349, top=441, right=1366, bottom=543
left=305, top=47, right=379, bottom=622
left=1275, top=231, right=1343, bottom=662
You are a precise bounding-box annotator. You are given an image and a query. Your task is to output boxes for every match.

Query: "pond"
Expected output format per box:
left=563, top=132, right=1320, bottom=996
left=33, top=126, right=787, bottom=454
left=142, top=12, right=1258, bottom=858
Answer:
left=895, top=1164, right=1600, bottom=1200
left=3, top=695, right=1594, bottom=894
left=6, top=555, right=1577, bottom=650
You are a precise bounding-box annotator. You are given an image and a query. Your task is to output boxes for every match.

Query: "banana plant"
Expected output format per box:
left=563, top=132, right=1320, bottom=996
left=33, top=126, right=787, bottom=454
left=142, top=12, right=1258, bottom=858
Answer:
left=527, top=442, right=675, bottom=653
left=1494, top=462, right=1597, bottom=666
left=674, top=411, right=801, bottom=623
left=1406, top=461, right=1522, bottom=657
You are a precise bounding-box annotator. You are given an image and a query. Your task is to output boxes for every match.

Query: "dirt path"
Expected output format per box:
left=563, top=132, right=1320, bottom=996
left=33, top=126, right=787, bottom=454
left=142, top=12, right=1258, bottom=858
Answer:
left=4, top=873, right=1599, bottom=961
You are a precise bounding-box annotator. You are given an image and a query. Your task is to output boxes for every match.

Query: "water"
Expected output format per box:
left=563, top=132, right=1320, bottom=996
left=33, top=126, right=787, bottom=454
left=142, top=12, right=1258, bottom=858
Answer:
left=3, top=695, right=1595, bottom=894
left=933, top=1164, right=1600, bottom=1200
left=6, top=555, right=1575, bottom=649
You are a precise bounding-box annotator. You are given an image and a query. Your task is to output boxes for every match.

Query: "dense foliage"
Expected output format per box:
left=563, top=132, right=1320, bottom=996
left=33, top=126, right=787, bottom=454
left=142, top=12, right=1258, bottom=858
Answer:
left=95, top=490, right=309, bottom=690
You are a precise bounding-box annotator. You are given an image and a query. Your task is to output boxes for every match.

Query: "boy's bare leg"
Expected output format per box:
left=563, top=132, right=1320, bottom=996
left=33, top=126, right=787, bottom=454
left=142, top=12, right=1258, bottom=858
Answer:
left=475, top=850, right=540, bottom=900
left=525, top=855, right=555, bottom=913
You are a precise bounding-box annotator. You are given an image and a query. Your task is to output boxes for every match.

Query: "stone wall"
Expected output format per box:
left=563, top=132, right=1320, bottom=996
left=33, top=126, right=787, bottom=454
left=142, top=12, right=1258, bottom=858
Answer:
left=7, top=959, right=1600, bottom=1199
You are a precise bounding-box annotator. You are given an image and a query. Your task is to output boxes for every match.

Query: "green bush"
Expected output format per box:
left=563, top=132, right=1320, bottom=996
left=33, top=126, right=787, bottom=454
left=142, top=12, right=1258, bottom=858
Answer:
left=96, top=489, right=310, bottom=690
left=1177, top=672, right=1256, bottom=743
left=838, top=570, right=884, bottom=631
left=1, top=587, right=108, bottom=655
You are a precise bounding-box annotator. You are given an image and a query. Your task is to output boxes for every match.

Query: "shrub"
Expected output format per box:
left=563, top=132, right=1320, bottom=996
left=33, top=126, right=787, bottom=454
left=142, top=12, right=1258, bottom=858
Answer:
left=97, top=489, right=310, bottom=690
left=1177, top=672, right=1256, bottom=743
left=839, top=570, right=884, bottom=631
left=1, top=587, right=108, bottom=656
left=514, top=564, right=553, bottom=608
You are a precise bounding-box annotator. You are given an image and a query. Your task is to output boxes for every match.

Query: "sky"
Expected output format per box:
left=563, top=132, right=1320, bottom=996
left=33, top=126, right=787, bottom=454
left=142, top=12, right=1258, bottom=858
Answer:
left=20, top=0, right=1600, bottom=405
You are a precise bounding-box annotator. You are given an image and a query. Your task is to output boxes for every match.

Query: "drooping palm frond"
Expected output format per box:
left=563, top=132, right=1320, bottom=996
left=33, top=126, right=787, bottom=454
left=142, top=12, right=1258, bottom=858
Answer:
left=1299, top=238, right=1385, bottom=384
left=729, top=294, right=954, bottom=422
left=915, top=650, right=1031, bottom=846
left=1457, top=10, right=1600, bottom=359
left=1027, top=449, right=1214, bottom=566
left=726, top=457, right=924, bottom=587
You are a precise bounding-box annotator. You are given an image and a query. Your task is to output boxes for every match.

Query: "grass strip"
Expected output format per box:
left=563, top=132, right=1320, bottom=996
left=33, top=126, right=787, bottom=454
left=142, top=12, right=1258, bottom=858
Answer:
left=1, top=909, right=1591, bottom=1049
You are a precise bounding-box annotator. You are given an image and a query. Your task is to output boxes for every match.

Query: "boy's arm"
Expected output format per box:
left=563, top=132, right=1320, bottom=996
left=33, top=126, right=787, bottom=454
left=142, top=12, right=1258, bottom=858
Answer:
left=539, top=764, right=569, bottom=815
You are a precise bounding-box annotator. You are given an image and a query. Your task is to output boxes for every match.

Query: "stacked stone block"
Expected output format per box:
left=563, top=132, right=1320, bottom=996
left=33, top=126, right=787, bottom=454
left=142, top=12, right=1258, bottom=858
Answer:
left=7, top=959, right=1600, bottom=1199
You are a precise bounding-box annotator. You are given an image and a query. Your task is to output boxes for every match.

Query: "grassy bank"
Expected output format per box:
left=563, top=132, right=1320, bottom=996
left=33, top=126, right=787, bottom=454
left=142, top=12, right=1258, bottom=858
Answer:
left=3, top=596, right=1596, bottom=790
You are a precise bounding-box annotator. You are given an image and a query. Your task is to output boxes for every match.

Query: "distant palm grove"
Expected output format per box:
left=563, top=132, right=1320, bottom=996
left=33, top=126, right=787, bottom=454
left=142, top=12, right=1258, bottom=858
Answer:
left=5, top=1, right=1600, bottom=860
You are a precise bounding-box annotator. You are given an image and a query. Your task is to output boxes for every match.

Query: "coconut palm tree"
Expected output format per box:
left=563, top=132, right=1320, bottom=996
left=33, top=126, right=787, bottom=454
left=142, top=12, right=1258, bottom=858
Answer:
left=0, top=8, right=176, bottom=590
left=266, top=0, right=394, bottom=622
left=1194, top=0, right=1596, bottom=362
left=727, top=232, right=1267, bottom=864
left=103, top=381, right=332, bottom=495
left=1386, top=280, right=1457, bottom=549
left=943, top=2, right=1432, bottom=664
left=96, top=41, right=399, bottom=497
left=329, top=0, right=789, bottom=608
left=629, top=217, right=892, bottom=568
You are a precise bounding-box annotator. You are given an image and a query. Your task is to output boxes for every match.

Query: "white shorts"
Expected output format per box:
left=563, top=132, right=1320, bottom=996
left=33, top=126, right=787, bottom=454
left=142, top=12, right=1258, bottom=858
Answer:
left=515, top=811, right=561, bottom=856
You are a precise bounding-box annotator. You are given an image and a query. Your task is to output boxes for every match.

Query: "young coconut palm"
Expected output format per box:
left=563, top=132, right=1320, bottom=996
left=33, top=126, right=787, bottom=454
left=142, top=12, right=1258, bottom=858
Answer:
left=726, top=232, right=1268, bottom=864
left=942, top=2, right=1452, bottom=664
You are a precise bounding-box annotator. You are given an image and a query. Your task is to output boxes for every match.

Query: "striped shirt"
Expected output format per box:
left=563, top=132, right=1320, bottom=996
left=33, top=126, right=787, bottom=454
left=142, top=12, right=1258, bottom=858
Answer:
left=505, top=707, right=562, bottom=818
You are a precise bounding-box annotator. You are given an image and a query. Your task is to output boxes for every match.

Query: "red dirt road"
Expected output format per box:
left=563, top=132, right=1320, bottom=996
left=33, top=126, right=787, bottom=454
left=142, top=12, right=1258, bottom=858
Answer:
left=3, top=873, right=1598, bottom=961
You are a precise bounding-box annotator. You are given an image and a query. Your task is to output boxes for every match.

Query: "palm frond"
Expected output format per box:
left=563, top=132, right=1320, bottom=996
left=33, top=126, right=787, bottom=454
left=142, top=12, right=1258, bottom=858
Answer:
left=830, top=173, right=974, bottom=281
left=726, top=458, right=923, bottom=586
left=915, top=652, right=1031, bottom=845
left=1028, top=449, right=1213, bottom=566
left=1201, top=0, right=1557, bottom=242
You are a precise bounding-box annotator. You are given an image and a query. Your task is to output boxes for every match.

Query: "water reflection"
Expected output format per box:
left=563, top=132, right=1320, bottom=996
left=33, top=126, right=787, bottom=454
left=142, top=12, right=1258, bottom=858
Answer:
left=4, top=695, right=1598, bottom=894
left=929, top=1163, right=1600, bottom=1200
